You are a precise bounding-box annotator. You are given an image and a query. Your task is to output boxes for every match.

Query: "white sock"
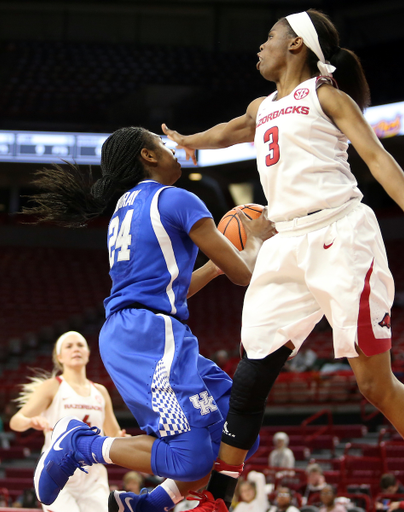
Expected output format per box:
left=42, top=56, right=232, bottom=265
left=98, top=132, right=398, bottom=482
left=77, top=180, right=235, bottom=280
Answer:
left=161, top=479, right=184, bottom=504
left=101, top=437, right=116, bottom=464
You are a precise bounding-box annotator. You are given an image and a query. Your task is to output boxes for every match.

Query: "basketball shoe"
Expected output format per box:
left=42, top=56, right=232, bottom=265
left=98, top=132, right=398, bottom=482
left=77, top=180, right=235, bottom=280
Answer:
left=34, top=415, right=100, bottom=505
left=108, top=490, right=227, bottom=512
left=108, top=490, right=150, bottom=512
left=187, top=491, right=227, bottom=512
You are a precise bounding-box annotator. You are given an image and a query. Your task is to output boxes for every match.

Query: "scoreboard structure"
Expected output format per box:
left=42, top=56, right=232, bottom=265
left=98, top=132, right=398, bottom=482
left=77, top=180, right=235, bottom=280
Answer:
left=0, top=130, right=256, bottom=168
left=0, top=131, right=109, bottom=165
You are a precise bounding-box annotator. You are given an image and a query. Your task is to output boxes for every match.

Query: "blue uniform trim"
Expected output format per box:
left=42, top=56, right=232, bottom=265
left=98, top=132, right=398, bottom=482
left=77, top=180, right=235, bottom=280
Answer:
left=98, top=180, right=262, bottom=482
left=150, top=187, right=179, bottom=316
left=99, top=309, right=231, bottom=437
left=105, top=181, right=212, bottom=320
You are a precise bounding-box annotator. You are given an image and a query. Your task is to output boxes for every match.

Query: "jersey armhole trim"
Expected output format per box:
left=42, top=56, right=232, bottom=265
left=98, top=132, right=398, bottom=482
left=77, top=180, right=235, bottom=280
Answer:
left=313, top=77, right=336, bottom=124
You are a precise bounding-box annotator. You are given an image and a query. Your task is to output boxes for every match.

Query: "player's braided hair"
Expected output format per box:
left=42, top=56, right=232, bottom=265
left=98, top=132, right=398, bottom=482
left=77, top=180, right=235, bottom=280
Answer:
left=23, top=126, right=156, bottom=228
left=284, top=9, right=370, bottom=111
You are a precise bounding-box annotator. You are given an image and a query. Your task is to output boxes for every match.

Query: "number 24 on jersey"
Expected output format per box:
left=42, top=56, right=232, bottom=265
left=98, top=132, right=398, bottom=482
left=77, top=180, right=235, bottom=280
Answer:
left=108, top=210, right=134, bottom=268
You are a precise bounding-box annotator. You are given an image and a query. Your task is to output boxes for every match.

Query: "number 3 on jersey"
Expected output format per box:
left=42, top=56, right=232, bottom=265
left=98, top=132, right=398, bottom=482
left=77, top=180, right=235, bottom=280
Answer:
left=264, top=126, right=280, bottom=167
left=108, top=210, right=134, bottom=267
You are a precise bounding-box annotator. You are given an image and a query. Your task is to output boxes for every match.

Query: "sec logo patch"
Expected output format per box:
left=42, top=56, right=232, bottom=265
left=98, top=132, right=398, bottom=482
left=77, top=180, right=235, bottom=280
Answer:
left=294, top=88, right=309, bottom=100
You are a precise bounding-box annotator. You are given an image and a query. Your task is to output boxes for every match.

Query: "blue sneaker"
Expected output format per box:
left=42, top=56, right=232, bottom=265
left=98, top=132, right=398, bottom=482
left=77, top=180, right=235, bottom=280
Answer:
left=34, top=415, right=100, bottom=505
left=108, top=490, right=149, bottom=512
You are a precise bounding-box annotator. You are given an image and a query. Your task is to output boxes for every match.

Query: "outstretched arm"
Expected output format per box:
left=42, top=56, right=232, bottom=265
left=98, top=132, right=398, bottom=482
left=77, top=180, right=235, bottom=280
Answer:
left=162, top=97, right=265, bottom=165
left=318, top=85, right=404, bottom=211
left=247, top=471, right=269, bottom=510
left=9, top=379, right=59, bottom=432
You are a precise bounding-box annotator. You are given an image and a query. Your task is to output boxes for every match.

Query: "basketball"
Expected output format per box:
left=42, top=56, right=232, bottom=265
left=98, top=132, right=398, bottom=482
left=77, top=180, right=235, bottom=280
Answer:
left=217, top=203, right=265, bottom=251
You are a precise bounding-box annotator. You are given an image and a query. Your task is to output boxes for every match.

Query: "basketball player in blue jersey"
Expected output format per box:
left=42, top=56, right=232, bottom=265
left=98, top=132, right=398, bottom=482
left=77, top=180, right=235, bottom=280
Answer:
left=162, top=8, right=404, bottom=512
left=24, top=126, right=275, bottom=512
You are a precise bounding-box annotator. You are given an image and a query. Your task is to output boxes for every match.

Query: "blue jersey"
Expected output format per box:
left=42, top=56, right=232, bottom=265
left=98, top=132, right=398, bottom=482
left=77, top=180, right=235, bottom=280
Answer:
left=104, top=180, right=212, bottom=320
left=99, top=179, right=260, bottom=478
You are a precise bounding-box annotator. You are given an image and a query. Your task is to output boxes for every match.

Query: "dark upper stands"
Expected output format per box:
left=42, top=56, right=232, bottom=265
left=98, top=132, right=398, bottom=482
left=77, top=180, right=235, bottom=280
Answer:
left=0, top=40, right=264, bottom=131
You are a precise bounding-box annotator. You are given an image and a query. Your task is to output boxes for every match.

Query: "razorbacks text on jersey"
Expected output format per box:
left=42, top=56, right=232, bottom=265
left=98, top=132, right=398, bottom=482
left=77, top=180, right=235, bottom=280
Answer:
left=42, top=376, right=105, bottom=451
left=254, top=76, right=363, bottom=222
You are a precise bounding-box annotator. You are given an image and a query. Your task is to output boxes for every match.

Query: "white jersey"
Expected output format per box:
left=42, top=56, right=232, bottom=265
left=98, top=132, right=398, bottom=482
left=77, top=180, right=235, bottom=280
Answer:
left=254, top=76, right=363, bottom=222
left=42, top=377, right=105, bottom=450
left=40, top=377, right=109, bottom=512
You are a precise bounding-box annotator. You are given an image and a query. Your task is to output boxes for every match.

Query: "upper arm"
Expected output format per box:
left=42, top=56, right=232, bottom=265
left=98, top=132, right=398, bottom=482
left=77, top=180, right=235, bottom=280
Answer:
left=318, top=85, right=404, bottom=211
left=317, top=85, right=387, bottom=170
left=218, top=97, right=266, bottom=146
left=17, top=379, right=58, bottom=417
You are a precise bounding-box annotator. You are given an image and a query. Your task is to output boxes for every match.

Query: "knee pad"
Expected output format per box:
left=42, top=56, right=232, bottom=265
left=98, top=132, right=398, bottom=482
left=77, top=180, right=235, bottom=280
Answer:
left=151, top=427, right=214, bottom=482
left=222, top=345, right=292, bottom=450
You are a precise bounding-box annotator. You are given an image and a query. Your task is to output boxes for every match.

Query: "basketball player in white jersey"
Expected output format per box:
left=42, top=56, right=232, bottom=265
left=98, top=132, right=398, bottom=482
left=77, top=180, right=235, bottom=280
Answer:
left=10, top=331, right=127, bottom=512
left=162, top=8, right=404, bottom=510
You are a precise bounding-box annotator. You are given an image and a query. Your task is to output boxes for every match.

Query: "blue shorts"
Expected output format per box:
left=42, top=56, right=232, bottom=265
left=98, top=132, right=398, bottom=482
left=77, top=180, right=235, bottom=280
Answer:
left=100, top=308, right=232, bottom=436
left=99, top=308, right=258, bottom=480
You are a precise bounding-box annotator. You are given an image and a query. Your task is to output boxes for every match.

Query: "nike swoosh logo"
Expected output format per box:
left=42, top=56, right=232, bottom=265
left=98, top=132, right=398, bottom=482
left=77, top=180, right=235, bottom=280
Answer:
left=125, top=497, right=135, bottom=512
left=323, top=241, right=334, bottom=249
left=54, top=426, right=81, bottom=451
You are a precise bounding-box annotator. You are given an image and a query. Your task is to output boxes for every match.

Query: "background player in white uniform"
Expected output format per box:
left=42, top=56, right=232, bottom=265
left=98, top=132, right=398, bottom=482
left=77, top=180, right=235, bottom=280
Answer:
left=22, top=127, right=274, bottom=512
left=10, top=331, right=127, bottom=512
left=162, top=8, right=404, bottom=511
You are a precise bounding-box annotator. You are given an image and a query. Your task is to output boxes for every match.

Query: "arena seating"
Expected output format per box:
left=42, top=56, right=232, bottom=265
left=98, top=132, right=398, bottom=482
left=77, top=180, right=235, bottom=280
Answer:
left=0, top=237, right=403, bottom=510
left=0, top=246, right=110, bottom=343
left=1, top=239, right=404, bottom=410
left=0, top=40, right=260, bottom=128
left=0, top=410, right=402, bottom=510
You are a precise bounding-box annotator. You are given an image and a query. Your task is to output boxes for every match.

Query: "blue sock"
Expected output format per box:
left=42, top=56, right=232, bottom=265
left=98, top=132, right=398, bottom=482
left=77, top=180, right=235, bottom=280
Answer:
left=75, top=434, right=109, bottom=465
left=138, top=486, right=175, bottom=512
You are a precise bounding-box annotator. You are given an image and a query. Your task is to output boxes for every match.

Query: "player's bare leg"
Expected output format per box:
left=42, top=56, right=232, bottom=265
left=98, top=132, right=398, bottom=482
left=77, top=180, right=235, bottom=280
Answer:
left=349, top=346, right=404, bottom=437
left=109, top=435, right=155, bottom=473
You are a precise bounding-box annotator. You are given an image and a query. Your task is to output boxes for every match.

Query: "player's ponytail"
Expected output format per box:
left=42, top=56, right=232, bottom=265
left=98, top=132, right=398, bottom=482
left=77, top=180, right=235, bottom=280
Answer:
left=328, top=46, right=370, bottom=111
left=23, top=126, right=154, bottom=228
left=306, top=9, right=370, bottom=111
left=14, top=368, right=58, bottom=407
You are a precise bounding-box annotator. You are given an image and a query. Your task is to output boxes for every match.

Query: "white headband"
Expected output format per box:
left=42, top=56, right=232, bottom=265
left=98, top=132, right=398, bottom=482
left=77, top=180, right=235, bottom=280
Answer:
left=56, top=331, right=88, bottom=355
left=286, top=12, right=336, bottom=77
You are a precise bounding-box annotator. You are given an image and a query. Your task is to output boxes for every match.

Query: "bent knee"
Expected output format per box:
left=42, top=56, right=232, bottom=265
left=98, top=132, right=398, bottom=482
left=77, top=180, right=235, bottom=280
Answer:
left=151, top=430, right=214, bottom=482
left=164, top=445, right=213, bottom=481
left=357, top=377, right=391, bottom=406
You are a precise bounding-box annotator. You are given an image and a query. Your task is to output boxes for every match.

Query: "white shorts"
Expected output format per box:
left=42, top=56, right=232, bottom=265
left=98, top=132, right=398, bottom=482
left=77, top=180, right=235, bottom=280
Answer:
left=41, top=464, right=109, bottom=512
left=241, top=202, right=394, bottom=360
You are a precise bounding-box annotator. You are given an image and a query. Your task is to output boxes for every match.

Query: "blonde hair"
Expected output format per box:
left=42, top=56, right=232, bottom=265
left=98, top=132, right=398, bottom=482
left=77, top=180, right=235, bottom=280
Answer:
left=14, top=368, right=58, bottom=408
left=15, top=331, right=89, bottom=407
left=238, top=480, right=257, bottom=502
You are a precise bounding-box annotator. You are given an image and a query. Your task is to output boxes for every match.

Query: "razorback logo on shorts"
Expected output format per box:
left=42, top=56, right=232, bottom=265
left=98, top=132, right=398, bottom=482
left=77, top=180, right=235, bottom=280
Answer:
left=378, top=312, right=391, bottom=329
left=294, top=88, right=309, bottom=100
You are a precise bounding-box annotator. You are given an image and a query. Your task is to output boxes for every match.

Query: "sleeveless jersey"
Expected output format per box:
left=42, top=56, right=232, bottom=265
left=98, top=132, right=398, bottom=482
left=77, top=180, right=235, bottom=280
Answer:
left=104, top=180, right=212, bottom=320
left=254, top=77, right=363, bottom=222
left=42, top=377, right=105, bottom=451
